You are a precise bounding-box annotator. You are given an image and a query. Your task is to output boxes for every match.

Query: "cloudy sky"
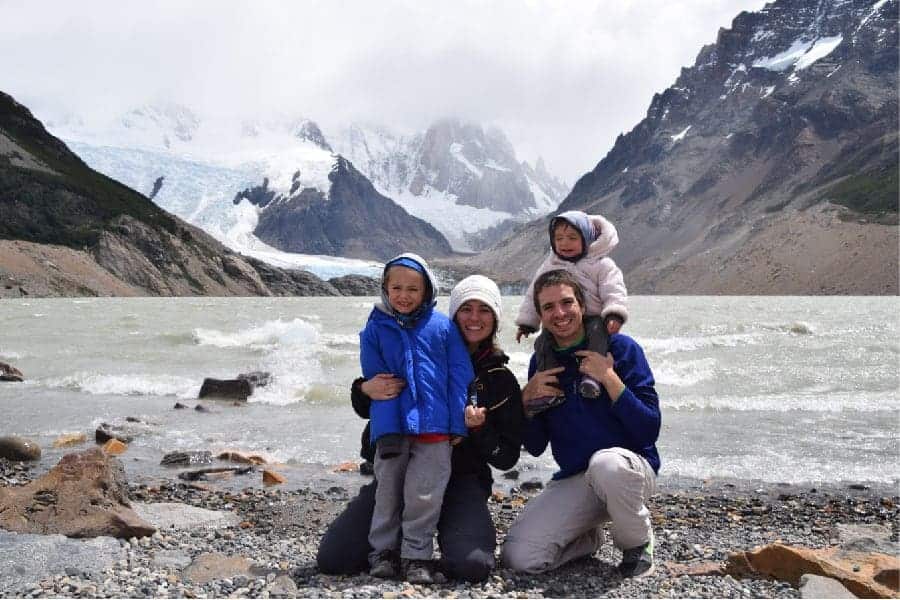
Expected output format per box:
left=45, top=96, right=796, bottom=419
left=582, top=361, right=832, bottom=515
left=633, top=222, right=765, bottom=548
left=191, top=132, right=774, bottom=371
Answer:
left=2, top=0, right=767, bottom=182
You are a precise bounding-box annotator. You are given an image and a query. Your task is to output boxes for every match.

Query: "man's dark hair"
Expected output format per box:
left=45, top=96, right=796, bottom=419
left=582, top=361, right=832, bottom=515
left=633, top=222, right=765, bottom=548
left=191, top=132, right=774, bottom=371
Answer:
left=532, top=269, right=586, bottom=315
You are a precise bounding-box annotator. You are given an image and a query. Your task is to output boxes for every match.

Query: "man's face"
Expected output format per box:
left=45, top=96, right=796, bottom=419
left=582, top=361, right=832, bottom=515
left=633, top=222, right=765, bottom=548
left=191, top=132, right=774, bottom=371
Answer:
left=536, top=283, right=585, bottom=347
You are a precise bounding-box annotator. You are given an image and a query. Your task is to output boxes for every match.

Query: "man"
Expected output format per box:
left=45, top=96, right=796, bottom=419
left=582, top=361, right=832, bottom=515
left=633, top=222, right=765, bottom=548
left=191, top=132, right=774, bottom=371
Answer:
left=501, top=269, right=661, bottom=578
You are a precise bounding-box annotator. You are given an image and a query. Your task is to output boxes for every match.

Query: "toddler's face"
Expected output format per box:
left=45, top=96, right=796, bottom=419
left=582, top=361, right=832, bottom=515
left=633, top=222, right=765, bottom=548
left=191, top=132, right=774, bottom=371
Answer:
left=553, top=223, right=584, bottom=259
left=385, top=266, right=426, bottom=315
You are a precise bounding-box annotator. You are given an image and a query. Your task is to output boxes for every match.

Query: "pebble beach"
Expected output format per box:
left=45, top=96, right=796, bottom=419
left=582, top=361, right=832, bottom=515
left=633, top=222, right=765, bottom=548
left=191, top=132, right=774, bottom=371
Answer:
left=2, top=458, right=897, bottom=599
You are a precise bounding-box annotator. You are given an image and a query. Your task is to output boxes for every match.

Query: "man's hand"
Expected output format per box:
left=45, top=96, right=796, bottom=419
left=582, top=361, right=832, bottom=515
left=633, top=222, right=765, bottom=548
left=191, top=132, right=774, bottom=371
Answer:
left=574, top=350, right=625, bottom=402
left=361, top=373, right=406, bottom=401
left=522, top=366, right=565, bottom=407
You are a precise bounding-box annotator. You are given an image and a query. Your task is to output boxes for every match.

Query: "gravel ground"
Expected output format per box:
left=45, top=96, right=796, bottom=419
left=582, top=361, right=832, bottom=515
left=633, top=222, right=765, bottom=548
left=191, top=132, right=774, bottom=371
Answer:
left=2, top=459, right=898, bottom=598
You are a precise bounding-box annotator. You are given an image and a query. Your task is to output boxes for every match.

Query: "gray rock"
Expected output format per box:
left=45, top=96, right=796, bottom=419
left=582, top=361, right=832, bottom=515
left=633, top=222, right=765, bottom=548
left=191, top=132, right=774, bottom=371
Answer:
left=0, top=436, right=41, bottom=461
left=799, top=574, right=857, bottom=599
left=0, top=531, right=124, bottom=594
left=160, top=451, right=213, bottom=467
left=834, top=523, right=899, bottom=556
left=132, top=502, right=241, bottom=531
left=0, top=361, right=24, bottom=382
left=198, top=378, right=252, bottom=401
left=151, top=549, right=193, bottom=571
left=268, top=574, right=298, bottom=598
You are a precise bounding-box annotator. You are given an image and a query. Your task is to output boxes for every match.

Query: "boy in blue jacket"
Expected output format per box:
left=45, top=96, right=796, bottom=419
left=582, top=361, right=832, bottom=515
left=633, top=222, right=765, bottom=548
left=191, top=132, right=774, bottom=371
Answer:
left=359, top=253, right=473, bottom=584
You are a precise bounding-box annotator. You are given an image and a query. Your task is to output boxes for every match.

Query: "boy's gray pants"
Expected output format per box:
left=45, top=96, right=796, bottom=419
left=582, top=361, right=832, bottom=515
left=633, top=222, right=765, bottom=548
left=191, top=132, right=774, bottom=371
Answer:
left=501, top=447, right=656, bottom=573
left=369, top=436, right=452, bottom=562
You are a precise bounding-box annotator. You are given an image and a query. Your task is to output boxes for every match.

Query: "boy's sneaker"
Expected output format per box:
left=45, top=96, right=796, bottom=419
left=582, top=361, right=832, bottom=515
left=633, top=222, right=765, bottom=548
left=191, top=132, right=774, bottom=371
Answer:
left=524, top=395, right=566, bottom=418
left=578, top=375, right=601, bottom=399
left=403, top=559, right=435, bottom=584
left=618, top=533, right=654, bottom=578
left=369, top=550, right=399, bottom=579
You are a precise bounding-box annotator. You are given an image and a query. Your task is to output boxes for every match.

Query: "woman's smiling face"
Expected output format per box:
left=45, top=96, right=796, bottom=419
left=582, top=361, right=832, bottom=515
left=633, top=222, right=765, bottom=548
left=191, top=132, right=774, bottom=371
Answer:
left=454, top=299, right=495, bottom=348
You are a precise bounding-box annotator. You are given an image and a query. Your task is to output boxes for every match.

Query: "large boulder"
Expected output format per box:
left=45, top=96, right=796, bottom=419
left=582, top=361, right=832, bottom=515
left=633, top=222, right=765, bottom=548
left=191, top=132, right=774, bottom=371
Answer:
left=726, top=542, right=899, bottom=599
left=0, top=436, right=41, bottom=461
left=198, top=378, right=252, bottom=401
left=0, top=362, right=23, bottom=382
left=0, top=448, right=155, bottom=538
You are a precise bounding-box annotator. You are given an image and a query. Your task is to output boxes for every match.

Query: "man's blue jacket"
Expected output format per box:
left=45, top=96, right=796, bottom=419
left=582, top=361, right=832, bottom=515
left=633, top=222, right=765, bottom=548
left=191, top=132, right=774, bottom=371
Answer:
left=523, top=334, right=661, bottom=479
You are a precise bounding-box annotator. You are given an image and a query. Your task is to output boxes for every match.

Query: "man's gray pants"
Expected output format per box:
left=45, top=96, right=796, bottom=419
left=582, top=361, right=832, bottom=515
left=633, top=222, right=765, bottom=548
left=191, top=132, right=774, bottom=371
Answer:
left=369, top=437, right=452, bottom=562
left=501, top=447, right=656, bottom=573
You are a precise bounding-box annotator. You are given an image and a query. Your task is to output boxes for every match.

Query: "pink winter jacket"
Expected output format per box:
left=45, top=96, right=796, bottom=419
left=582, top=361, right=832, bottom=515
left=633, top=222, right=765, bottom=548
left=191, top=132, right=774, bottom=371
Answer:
left=516, top=214, right=628, bottom=331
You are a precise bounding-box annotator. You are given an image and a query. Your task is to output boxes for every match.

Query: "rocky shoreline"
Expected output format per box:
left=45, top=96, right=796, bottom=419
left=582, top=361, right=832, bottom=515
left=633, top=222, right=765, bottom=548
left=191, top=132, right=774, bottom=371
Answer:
left=1, top=458, right=897, bottom=599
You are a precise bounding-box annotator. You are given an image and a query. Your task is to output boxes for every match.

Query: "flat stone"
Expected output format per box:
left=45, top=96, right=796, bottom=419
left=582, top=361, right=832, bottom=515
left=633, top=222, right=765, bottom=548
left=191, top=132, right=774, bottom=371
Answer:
left=0, top=531, right=124, bottom=594
left=800, top=574, right=857, bottom=599
left=183, top=553, right=252, bottom=584
left=151, top=549, right=193, bottom=571
left=269, top=574, right=298, bottom=598
left=0, top=436, right=41, bottom=461
left=132, top=502, right=241, bottom=531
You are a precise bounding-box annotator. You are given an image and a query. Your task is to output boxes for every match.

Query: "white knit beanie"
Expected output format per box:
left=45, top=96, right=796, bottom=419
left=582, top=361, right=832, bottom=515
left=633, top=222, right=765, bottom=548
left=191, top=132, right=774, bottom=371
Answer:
left=448, top=275, right=503, bottom=328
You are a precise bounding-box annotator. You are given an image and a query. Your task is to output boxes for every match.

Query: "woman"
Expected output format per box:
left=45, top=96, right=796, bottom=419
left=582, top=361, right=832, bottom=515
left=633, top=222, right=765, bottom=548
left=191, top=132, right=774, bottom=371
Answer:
left=317, top=275, right=524, bottom=582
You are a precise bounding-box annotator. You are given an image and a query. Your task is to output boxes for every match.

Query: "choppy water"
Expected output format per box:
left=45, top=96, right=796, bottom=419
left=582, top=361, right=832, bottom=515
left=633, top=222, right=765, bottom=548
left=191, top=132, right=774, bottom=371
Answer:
left=1, top=296, right=897, bottom=487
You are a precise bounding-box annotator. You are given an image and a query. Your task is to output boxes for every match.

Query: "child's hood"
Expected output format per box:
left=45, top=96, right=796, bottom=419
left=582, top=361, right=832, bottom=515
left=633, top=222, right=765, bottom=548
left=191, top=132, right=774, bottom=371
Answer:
left=376, top=252, right=439, bottom=316
left=550, top=211, right=619, bottom=259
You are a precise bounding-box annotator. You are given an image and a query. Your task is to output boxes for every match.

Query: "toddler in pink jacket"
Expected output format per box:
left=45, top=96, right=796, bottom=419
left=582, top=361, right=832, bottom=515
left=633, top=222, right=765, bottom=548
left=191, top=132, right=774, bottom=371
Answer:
left=515, top=210, right=628, bottom=413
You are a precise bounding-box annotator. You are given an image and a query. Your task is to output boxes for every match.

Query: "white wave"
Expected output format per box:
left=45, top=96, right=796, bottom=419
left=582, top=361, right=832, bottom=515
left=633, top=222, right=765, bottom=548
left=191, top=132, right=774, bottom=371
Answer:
left=641, top=332, right=763, bottom=355
left=320, top=333, right=360, bottom=347
left=664, top=390, right=899, bottom=412
left=0, top=351, right=23, bottom=360
left=44, top=372, right=199, bottom=398
left=193, top=318, right=318, bottom=349
left=653, top=358, right=716, bottom=387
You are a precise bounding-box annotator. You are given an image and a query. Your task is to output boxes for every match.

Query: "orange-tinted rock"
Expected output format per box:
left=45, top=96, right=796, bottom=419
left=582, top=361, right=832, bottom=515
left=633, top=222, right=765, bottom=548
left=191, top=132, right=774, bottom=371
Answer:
left=102, top=438, right=127, bottom=455
left=0, top=448, right=155, bottom=538
left=332, top=461, right=357, bottom=473
left=262, top=470, right=286, bottom=486
left=726, top=543, right=900, bottom=599
left=53, top=433, right=87, bottom=447
left=664, top=561, right=726, bottom=577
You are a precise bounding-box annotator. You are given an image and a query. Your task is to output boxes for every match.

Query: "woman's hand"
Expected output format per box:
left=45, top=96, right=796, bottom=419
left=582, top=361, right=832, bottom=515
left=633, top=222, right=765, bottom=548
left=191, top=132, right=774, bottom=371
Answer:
left=465, top=404, right=487, bottom=429
left=361, top=373, right=406, bottom=401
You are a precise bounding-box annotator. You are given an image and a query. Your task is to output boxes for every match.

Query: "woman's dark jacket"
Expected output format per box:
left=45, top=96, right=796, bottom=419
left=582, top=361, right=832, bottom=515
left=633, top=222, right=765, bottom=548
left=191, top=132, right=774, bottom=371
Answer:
left=352, top=345, right=524, bottom=489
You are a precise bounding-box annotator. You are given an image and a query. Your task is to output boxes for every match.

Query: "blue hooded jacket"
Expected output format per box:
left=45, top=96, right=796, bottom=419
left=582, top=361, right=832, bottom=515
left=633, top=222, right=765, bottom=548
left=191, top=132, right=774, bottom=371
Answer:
left=523, top=334, right=661, bottom=479
left=360, top=253, right=473, bottom=442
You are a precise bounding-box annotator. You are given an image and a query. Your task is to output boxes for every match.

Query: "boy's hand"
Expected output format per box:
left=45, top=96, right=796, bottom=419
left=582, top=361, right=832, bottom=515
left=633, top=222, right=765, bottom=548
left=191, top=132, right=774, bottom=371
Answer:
left=361, top=373, right=406, bottom=401
left=605, top=316, right=623, bottom=335
left=465, top=405, right=487, bottom=429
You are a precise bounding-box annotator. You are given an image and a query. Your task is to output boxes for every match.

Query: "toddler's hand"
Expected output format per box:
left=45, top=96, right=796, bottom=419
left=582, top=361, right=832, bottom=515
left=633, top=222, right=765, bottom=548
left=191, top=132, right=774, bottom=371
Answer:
left=606, top=317, right=623, bottom=335
left=515, top=326, right=534, bottom=343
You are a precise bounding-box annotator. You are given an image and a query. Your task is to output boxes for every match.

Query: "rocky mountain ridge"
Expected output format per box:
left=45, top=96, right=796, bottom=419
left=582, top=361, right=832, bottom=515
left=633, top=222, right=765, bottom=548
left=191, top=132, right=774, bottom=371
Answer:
left=0, top=91, right=367, bottom=298
left=333, top=119, right=568, bottom=251
left=452, top=0, right=898, bottom=295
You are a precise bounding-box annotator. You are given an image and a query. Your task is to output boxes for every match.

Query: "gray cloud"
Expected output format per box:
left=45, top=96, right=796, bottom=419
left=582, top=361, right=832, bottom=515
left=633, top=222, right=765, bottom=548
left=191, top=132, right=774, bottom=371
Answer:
left=1, top=0, right=768, bottom=182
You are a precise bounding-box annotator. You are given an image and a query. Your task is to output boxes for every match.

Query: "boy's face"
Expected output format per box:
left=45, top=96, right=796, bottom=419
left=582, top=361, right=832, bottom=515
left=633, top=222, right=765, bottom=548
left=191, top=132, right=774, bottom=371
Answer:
left=553, top=223, right=584, bottom=259
left=385, top=266, right=426, bottom=315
